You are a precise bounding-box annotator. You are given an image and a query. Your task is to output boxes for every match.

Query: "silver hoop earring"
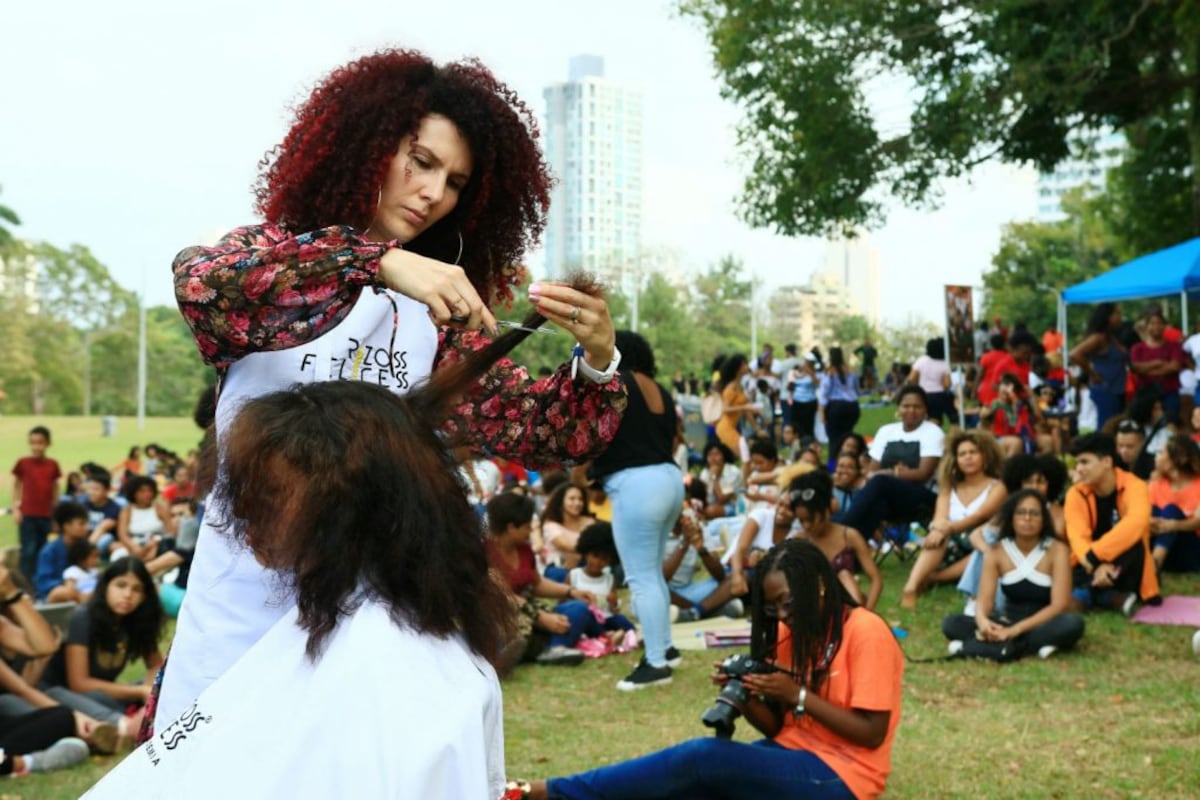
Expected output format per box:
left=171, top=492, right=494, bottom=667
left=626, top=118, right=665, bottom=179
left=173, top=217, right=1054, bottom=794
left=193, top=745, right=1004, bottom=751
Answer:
left=454, top=229, right=464, bottom=265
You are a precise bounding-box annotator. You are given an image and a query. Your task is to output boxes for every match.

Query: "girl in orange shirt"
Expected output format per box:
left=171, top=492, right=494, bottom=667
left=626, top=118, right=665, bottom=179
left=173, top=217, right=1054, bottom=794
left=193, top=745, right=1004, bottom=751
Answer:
left=512, top=539, right=903, bottom=800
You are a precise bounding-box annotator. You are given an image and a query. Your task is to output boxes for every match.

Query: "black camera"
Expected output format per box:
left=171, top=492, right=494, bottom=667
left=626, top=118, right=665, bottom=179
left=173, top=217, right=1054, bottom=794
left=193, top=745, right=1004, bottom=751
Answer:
left=700, top=653, right=777, bottom=738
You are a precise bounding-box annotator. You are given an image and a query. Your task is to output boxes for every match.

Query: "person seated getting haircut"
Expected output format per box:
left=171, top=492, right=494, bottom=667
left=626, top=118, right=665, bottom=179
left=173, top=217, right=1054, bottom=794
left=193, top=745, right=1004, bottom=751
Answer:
left=1064, top=433, right=1160, bottom=616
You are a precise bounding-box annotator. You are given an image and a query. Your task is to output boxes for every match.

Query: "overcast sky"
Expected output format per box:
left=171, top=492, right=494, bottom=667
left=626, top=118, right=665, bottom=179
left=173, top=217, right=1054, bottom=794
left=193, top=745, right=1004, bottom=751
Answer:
left=1, top=0, right=1037, bottom=323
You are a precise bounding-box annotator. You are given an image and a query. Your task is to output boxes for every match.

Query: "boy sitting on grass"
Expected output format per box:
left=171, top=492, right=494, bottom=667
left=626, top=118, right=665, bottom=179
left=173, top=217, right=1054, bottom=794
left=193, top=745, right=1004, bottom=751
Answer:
left=33, top=502, right=89, bottom=603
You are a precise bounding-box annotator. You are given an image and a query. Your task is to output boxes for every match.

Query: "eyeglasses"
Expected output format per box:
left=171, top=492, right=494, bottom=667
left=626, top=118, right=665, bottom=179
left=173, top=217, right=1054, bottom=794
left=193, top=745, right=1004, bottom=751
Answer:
left=1013, top=508, right=1043, bottom=518
left=762, top=595, right=794, bottom=619
left=1116, top=420, right=1141, bottom=433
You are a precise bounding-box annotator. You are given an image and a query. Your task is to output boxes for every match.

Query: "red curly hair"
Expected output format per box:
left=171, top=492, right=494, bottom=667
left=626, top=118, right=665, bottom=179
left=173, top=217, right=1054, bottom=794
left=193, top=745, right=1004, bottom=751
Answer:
left=254, top=49, right=552, bottom=304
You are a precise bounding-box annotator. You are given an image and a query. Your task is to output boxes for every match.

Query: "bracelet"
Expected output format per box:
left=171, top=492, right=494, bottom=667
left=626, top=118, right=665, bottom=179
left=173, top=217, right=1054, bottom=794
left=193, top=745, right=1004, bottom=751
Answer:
left=793, top=686, right=808, bottom=718
left=0, top=590, right=24, bottom=608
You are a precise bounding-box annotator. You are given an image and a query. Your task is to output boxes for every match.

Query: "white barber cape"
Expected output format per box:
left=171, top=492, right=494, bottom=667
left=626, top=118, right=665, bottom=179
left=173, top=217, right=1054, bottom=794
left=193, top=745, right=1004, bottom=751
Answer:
left=85, top=596, right=506, bottom=799
left=158, top=288, right=440, bottom=725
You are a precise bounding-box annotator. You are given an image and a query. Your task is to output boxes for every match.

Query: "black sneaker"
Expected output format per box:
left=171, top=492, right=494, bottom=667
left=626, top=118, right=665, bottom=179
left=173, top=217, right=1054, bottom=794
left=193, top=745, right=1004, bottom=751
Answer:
left=665, top=646, right=683, bottom=668
left=616, top=658, right=673, bottom=691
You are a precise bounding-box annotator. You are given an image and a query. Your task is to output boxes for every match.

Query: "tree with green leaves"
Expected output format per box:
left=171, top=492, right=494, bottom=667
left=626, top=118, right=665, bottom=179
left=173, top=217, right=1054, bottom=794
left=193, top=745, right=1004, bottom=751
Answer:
left=0, top=186, right=18, bottom=247
left=984, top=189, right=1127, bottom=336
left=681, top=1, right=1200, bottom=242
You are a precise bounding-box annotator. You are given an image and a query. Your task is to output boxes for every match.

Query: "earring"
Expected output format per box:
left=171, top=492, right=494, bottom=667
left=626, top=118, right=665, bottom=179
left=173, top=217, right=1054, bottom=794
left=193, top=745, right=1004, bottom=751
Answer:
left=454, top=229, right=464, bottom=265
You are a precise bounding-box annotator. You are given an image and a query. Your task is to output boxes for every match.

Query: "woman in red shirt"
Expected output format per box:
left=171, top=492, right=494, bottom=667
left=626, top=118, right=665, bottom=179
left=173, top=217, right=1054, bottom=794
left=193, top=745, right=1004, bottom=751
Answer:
left=976, top=333, right=1017, bottom=407
left=1131, top=310, right=1184, bottom=419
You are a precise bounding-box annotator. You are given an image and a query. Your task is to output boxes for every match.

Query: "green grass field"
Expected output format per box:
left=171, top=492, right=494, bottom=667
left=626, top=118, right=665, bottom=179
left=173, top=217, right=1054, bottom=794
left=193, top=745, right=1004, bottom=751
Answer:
left=9, top=411, right=1200, bottom=799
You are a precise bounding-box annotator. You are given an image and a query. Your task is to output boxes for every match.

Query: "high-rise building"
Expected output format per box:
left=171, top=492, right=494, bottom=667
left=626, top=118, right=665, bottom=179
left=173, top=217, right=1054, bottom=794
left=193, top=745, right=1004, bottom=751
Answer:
left=542, top=55, right=643, bottom=289
left=822, top=233, right=880, bottom=326
left=1036, top=130, right=1126, bottom=222
left=768, top=272, right=855, bottom=354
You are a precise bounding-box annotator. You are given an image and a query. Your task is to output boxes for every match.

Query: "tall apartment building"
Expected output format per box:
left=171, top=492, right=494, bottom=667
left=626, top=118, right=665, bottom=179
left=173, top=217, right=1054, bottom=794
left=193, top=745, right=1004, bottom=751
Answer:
left=1036, top=130, right=1126, bottom=222
left=822, top=233, right=881, bottom=327
left=542, top=55, right=643, bottom=290
left=769, top=272, right=855, bottom=353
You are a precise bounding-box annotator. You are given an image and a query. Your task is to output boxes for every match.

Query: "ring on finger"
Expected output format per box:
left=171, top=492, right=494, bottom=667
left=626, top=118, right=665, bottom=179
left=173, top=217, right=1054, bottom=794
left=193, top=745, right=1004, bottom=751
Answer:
left=569, top=305, right=581, bottom=323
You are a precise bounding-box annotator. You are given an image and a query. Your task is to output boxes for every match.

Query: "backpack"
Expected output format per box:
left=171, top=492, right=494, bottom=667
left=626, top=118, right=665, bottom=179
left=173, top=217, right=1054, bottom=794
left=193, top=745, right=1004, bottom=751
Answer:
left=701, top=392, right=723, bottom=425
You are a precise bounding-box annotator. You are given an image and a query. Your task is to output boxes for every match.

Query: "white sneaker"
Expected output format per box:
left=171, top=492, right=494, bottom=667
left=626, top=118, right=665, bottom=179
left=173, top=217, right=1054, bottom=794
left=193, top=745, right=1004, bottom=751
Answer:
left=1120, top=593, right=1137, bottom=618
left=948, top=640, right=964, bottom=657
left=963, top=599, right=977, bottom=617
left=668, top=605, right=680, bottom=623
left=28, top=737, right=89, bottom=773
left=1037, top=645, right=1057, bottom=660
left=720, top=598, right=745, bottom=618
left=1192, top=630, right=1200, bottom=656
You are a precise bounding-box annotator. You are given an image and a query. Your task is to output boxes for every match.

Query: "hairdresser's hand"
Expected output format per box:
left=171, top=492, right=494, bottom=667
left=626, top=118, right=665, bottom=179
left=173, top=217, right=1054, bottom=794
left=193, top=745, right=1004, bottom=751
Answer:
left=528, top=282, right=615, bottom=370
left=378, top=249, right=499, bottom=336
left=538, top=611, right=571, bottom=635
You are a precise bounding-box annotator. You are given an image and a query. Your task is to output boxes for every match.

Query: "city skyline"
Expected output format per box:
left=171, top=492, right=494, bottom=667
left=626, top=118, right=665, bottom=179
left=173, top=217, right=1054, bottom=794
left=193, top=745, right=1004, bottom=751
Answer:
left=1, top=0, right=1040, bottom=326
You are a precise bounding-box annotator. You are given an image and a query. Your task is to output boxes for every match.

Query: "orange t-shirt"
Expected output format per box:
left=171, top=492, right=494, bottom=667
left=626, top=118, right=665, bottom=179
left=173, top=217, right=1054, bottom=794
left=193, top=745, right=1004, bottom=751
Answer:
left=1148, top=475, right=1200, bottom=517
left=773, top=608, right=903, bottom=800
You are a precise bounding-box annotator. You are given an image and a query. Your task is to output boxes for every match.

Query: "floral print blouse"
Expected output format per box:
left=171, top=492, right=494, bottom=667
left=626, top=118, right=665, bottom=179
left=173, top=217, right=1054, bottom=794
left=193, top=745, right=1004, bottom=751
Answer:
left=173, top=223, right=626, bottom=466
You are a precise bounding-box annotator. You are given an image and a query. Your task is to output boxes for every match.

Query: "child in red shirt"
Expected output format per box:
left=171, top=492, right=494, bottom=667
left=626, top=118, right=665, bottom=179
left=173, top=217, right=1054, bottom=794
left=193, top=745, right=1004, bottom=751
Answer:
left=11, top=425, right=62, bottom=581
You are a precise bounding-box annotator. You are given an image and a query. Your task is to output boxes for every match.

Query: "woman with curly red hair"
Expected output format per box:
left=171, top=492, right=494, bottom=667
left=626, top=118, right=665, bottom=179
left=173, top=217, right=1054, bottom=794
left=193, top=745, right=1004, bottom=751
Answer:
left=154, top=49, right=627, bottom=731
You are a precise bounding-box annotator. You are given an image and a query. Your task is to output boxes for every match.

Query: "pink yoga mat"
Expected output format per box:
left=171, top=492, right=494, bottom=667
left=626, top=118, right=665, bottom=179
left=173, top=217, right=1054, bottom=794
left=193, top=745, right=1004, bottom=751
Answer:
left=1131, top=595, right=1200, bottom=627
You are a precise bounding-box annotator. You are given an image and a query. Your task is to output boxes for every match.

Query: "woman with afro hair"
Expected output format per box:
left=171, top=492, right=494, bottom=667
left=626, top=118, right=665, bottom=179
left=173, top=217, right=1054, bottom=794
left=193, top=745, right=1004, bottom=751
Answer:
left=155, top=49, right=628, bottom=731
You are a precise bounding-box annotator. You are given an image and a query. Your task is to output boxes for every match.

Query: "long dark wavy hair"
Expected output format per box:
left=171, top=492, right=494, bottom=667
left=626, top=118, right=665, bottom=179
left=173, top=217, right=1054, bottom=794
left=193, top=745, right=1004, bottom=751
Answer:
left=750, top=539, right=858, bottom=691
left=541, top=482, right=590, bottom=526
left=89, top=558, right=164, bottom=663
left=254, top=49, right=552, bottom=305
left=211, top=288, right=597, bottom=662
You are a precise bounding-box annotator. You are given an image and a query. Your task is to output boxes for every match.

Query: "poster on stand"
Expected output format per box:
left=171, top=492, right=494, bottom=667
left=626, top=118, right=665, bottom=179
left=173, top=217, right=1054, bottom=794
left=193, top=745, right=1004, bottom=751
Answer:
left=944, top=285, right=975, bottom=364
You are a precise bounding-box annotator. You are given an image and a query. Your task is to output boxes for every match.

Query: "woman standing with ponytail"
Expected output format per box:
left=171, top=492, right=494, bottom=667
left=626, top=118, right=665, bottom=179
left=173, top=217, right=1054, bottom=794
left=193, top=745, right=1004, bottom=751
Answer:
left=820, top=347, right=861, bottom=451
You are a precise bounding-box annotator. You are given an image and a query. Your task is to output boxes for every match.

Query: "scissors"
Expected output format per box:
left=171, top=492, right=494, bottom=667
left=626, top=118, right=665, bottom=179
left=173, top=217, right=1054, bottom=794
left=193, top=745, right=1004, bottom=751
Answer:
left=449, top=316, right=557, bottom=335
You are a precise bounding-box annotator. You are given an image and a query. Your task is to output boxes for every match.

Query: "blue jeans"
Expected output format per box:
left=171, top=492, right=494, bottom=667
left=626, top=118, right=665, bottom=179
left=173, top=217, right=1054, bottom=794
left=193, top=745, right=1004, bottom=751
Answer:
left=548, top=600, right=634, bottom=648
left=18, top=516, right=51, bottom=583
left=674, top=577, right=719, bottom=606
left=604, top=463, right=683, bottom=667
left=546, top=737, right=852, bottom=799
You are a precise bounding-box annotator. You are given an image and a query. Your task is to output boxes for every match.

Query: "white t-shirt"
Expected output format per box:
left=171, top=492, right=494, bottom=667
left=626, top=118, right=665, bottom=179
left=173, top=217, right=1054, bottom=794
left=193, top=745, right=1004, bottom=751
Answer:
left=63, top=565, right=98, bottom=595
left=911, top=355, right=950, bottom=394
left=459, top=459, right=502, bottom=507
left=569, top=566, right=615, bottom=611
left=722, top=506, right=801, bottom=565
left=159, top=288, right=439, bottom=727
left=87, top=596, right=504, bottom=799
left=869, top=420, right=945, bottom=489
left=1183, top=333, right=1200, bottom=364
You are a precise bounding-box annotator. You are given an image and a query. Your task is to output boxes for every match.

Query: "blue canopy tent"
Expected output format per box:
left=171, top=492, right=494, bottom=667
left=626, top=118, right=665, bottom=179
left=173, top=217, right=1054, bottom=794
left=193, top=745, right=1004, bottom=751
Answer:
left=1057, top=236, right=1200, bottom=365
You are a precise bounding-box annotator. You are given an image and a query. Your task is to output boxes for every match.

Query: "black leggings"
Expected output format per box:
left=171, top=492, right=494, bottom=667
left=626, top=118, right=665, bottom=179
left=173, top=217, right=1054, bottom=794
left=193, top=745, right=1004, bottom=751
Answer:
left=838, top=474, right=936, bottom=538
left=942, top=613, right=1085, bottom=662
left=790, top=401, right=818, bottom=438
left=0, top=706, right=76, bottom=773
left=823, top=401, right=860, bottom=453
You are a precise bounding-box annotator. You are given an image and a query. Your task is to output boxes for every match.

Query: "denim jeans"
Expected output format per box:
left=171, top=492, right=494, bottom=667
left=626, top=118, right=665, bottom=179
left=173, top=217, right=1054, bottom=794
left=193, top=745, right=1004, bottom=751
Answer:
left=18, top=516, right=51, bottom=584
left=548, top=600, right=634, bottom=648
left=604, top=463, right=683, bottom=667
left=546, top=737, right=852, bottom=799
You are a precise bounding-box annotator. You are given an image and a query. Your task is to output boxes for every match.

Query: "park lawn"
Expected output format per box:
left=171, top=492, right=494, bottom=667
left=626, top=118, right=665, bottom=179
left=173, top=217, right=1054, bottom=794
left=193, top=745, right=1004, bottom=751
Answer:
left=0, top=415, right=202, bottom=549
left=29, top=567, right=1200, bottom=799
left=15, top=406, right=1200, bottom=797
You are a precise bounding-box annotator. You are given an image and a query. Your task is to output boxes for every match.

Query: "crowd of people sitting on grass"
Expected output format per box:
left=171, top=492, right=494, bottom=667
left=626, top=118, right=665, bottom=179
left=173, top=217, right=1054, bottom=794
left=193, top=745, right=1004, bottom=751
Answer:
left=3, top=428, right=200, bottom=776
left=6, top=310, right=1200, bottom=793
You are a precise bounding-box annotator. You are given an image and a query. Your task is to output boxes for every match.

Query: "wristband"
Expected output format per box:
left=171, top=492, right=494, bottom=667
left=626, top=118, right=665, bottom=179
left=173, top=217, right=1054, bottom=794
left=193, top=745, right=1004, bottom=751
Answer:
left=0, top=590, right=25, bottom=608
left=575, top=345, right=621, bottom=384
left=793, top=686, right=807, bottom=718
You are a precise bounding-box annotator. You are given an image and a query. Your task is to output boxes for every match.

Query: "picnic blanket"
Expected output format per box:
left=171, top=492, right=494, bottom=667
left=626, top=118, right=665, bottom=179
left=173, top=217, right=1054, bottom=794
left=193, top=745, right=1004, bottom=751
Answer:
left=1131, top=595, right=1200, bottom=627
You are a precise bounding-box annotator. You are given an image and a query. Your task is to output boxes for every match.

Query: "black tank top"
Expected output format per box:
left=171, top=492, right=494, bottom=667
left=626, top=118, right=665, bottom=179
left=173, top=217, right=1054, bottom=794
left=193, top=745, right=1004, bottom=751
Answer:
left=591, top=371, right=678, bottom=479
